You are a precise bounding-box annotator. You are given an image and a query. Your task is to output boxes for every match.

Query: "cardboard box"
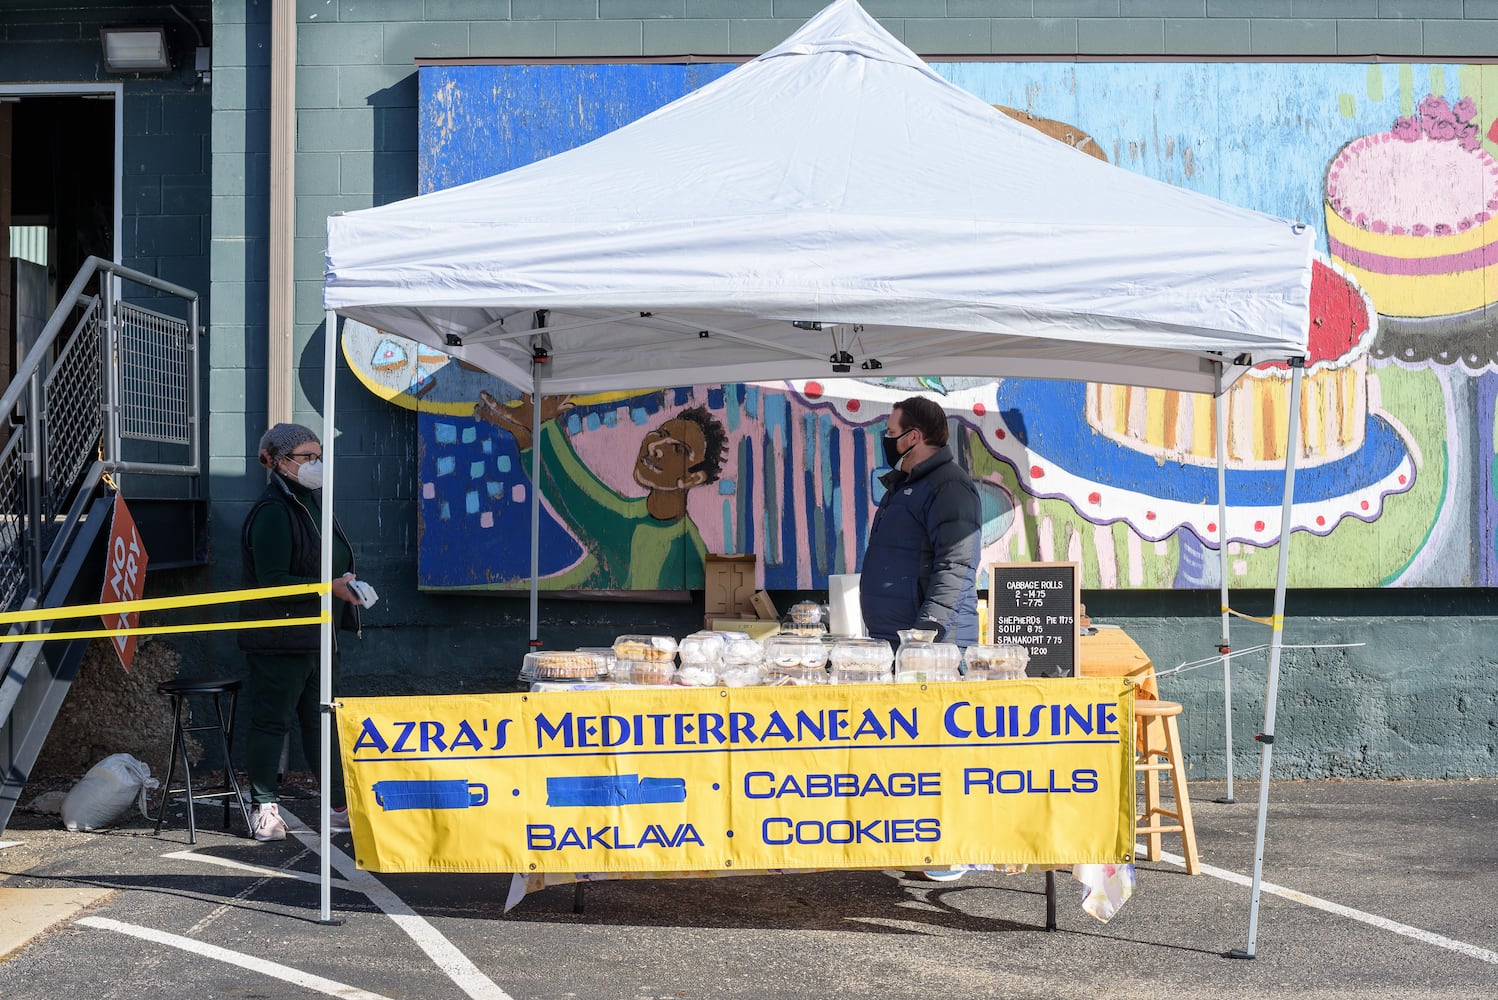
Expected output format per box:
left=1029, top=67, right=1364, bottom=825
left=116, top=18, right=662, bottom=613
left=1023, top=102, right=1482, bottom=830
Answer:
left=750, top=590, right=778, bottom=621
left=704, top=554, right=758, bottom=623
left=711, top=618, right=780, bottom=640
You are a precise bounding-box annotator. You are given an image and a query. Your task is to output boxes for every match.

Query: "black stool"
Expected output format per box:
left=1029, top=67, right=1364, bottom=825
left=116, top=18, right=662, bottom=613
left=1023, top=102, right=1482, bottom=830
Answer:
left=153, top=678, right=253, bottom=843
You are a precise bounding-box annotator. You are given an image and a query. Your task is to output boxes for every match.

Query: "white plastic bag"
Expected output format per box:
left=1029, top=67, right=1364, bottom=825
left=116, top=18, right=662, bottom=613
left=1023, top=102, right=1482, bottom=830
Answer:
left=60, top=753, right=159, bottom=832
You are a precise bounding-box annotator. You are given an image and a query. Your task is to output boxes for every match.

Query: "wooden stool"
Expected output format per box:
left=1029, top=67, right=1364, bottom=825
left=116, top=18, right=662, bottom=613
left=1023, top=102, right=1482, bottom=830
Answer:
left=1134, top=698, right=1200, bottom=875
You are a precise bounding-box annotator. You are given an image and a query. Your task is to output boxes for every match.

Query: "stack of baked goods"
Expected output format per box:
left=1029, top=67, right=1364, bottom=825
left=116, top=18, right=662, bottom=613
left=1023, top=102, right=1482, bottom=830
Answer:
left=612, top=634, right=679, bottom=685
left=828, top=638, right=894, bottom=684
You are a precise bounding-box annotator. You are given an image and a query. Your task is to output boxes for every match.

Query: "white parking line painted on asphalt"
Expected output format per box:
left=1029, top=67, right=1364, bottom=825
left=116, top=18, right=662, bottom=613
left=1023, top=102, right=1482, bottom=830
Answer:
left=162, top=849, right=354, bottom=887
left=282, top=809, right=515, bottom=1000
left=78, top=916, right=394, bottom=1000
left=1141, top=845, right=1498, bottom=965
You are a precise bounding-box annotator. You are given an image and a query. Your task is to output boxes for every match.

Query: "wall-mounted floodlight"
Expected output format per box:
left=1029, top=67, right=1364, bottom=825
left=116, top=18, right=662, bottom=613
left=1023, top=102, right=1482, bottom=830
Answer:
left=100, top=27, right=172, bottom=73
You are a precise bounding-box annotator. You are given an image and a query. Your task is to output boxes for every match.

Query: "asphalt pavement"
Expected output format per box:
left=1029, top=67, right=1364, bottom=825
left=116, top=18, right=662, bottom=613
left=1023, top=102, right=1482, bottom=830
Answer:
left=1, top=778, right=1495, bottom=999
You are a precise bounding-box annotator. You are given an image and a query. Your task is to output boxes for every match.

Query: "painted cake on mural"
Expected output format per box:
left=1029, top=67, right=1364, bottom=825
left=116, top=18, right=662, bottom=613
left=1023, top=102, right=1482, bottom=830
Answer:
left=1324, top=94, right=1498, bottom=318
left=1084, top=258, right=1374, bottom=470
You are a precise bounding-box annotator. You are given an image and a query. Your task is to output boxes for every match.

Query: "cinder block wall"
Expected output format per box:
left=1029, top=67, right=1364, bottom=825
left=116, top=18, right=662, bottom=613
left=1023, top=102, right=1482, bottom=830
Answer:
left=197, top=0, right=1498, bottom=779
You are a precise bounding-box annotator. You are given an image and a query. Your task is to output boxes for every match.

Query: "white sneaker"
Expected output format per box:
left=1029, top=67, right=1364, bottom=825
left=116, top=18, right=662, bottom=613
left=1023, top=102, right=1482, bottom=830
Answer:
left=920, top=867, right=966, bottom=882
left=328, top=806, right=351, bottom=833
left=252, top=803, right=287, bottom=842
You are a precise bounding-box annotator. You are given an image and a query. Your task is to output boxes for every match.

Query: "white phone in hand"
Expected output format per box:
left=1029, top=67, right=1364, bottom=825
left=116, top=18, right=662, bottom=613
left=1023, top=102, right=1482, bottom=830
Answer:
left=346, top=579, right=379, bottom=609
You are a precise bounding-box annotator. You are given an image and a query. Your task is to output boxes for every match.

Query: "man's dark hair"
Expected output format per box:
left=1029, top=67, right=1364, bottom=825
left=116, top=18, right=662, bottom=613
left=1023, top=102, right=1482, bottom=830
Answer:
left=675, top=405, right=729, bottom=484
left=893, top=396, right=949, bottom=448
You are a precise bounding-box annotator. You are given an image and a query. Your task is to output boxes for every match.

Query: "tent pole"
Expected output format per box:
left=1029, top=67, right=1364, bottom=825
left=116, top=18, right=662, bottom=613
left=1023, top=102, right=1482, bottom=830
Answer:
left=1216, top=389, right=1235, bottom=804
left=529, top=365, right=541, bottom=646
left=318, top=309, right=338, bottom=925
left=1231, top=359, right=1303, bottom=960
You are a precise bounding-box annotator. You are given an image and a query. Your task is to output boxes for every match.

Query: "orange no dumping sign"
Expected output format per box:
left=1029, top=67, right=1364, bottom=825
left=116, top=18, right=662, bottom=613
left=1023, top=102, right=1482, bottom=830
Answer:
left=99, top=494, right=150, bottom=670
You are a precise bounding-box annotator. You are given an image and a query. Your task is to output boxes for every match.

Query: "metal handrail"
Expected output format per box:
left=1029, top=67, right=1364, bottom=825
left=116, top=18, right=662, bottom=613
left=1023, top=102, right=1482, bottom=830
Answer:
left=0, top=256, right=202, bottom=623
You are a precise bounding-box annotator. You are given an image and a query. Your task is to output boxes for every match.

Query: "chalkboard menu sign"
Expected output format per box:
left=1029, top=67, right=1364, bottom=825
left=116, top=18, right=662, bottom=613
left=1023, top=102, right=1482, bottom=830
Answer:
left=988, top=562, right=1081, bottom=677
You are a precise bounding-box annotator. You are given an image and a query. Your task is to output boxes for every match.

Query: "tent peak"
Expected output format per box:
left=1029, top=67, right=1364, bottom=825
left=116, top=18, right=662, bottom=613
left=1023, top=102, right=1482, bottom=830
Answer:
left=757, top=0, right=936, bottom=79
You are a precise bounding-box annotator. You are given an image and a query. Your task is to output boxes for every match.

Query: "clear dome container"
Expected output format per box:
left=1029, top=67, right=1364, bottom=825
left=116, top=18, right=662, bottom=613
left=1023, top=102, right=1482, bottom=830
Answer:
left=612, top=634, right=678, bottom=663
left=678, top=631, right=728, bottom=664
left=780, top=601, right=829, bottom=635
left=519, top=650, right=609, bottom=683
left=616, top=659, right=678, bottom=686
left=828, top=638, right=894, bottom=685
left=964, top=643, right=1030, bottom=681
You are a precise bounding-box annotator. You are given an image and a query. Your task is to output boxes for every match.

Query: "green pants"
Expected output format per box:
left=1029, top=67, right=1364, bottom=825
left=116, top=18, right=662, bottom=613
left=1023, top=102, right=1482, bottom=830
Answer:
left=246, top=650, right=345, bottom=808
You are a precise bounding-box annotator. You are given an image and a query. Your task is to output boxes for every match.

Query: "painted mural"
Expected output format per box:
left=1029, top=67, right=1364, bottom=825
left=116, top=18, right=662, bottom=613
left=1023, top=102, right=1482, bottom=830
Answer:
left=344, top=62, right=1498, bottom=592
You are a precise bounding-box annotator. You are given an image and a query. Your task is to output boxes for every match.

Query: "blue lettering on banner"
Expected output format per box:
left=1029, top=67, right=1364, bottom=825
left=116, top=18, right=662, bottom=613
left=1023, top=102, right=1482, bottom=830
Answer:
left=761, top=816, right=941, bottom=845
left=961, top=768, right=1100, bottom=794
left=526, top=823, right=706, bottom=850
left=942, top=701, right=1119, bottom=739
left=531, top=707, right=919, bottom=750
left=743, top=771, right=941, bottom=799
left=353, top=716, right=513, bottom=754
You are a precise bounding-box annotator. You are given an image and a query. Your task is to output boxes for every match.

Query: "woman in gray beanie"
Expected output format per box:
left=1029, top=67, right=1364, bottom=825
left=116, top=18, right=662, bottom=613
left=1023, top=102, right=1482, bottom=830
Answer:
left=238, top=422, right=361, bottom=841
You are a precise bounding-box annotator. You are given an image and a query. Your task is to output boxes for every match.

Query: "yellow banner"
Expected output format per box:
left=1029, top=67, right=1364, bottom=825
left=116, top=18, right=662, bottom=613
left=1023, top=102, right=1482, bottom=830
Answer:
left=337, top=679, right=1135, bottom=874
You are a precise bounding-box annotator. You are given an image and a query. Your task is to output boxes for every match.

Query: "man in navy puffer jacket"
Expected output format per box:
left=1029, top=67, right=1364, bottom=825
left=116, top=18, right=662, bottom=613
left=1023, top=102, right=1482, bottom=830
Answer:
left=859, top=396, right=981, bottom=647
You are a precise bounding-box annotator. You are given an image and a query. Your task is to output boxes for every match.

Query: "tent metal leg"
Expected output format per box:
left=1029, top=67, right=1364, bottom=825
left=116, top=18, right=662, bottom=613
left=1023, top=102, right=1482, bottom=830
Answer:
left=1230, top=360, right=1303, bottom=960
left=319, top=309, right=339, bottom=926
left=1044, top=870, right=1057, bottom=931
left=529, top=343, right=543, bottom=647
left=1215, top=390, right=1235, bottom=805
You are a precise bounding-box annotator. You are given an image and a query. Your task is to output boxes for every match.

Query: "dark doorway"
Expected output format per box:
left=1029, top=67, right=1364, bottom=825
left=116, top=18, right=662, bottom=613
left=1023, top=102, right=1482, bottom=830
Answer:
left=1, top=93, right=116, bottom=389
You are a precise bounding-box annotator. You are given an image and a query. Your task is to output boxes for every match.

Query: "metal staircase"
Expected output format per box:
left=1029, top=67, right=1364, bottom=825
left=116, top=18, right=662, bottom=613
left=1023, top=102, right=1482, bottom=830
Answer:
left=0, top=257, right=203, bottom=831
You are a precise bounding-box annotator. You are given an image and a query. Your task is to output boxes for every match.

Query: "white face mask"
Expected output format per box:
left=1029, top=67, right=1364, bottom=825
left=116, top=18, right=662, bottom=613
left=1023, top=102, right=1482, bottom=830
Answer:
left=289, top=458, right=323, bottom=490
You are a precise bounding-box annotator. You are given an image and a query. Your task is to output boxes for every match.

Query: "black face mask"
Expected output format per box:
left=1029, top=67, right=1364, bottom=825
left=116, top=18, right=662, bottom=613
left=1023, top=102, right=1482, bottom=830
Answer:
left=882, top=428, right=914, bottom=470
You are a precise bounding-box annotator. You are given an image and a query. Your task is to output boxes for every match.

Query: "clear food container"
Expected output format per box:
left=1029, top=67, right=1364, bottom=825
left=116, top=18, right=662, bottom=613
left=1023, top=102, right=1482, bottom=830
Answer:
left=722, top=635, right=765, bottom=665
left=964, top=643, right=1030, bottom=680
left=828, top=638, right=894, bottom=684
left=674, top=661, right=721, bottom=687
left=519, top=650, right=609, bottom=682
left=575, top=646, right=617, bottom=676
left=678, top=631, right=728, bottom=664
left=612, top=634, right=678, bottom=663
left=719, top=662, right=765, bottom=687
left=764, top=634, right=829, bottom=668
left=616, top=659, right=678, bottom=686
left=894, top=631, right=963, bottom=683
left=780, top=601, right=829, bottom=635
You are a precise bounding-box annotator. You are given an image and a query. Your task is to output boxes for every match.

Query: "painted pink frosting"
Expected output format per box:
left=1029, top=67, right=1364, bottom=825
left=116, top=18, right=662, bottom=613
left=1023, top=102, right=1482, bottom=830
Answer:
left=1327, top=120, right=1498, bottom=237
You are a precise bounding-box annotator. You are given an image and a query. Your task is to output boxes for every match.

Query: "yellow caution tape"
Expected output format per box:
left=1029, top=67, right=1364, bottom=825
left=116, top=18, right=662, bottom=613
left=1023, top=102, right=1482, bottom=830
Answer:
left=0, top=581, right=330, bottom=626
left=1224, top=606, right=1276, bottom=627
left=0, top=614, right=329, bottom=644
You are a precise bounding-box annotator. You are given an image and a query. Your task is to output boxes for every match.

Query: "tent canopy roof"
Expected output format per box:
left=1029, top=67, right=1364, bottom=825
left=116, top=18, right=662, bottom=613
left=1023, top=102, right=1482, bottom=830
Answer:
left=324, top=0, right=1313, bottom=397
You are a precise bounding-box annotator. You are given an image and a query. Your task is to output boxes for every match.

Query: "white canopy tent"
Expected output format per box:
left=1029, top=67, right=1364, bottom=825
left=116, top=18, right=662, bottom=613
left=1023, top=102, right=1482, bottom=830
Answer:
left=318, top=0, right=1312, bottom=955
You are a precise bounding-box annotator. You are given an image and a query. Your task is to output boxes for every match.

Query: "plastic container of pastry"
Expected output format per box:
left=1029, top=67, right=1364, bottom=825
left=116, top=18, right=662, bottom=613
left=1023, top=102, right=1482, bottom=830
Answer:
left=963, top=643, right=1030, bottom=680
left=677, top=631, right=728, bottom=664
left=615, top=659, right=679, bottom=686
left=719, top=662, right=765, bottom=687
left=722, top=634, right=765, bottom=665
left=894, top=641, right=963, bottom=683
left=764, top=634, right=829, bottom=668
left=827, top=637, right=894, bottom=684
left=612, top=634, right=678, bottom=663
left=519, top=650, right=609, bottom=683
left=674, top=660, right=722, bottom=687
left=574, top=646, right=618, bottom=676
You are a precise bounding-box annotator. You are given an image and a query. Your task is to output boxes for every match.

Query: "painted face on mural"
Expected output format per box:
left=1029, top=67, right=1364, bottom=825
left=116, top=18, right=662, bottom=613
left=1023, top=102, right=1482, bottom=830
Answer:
left=634, top=417, right=709, bottom=493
